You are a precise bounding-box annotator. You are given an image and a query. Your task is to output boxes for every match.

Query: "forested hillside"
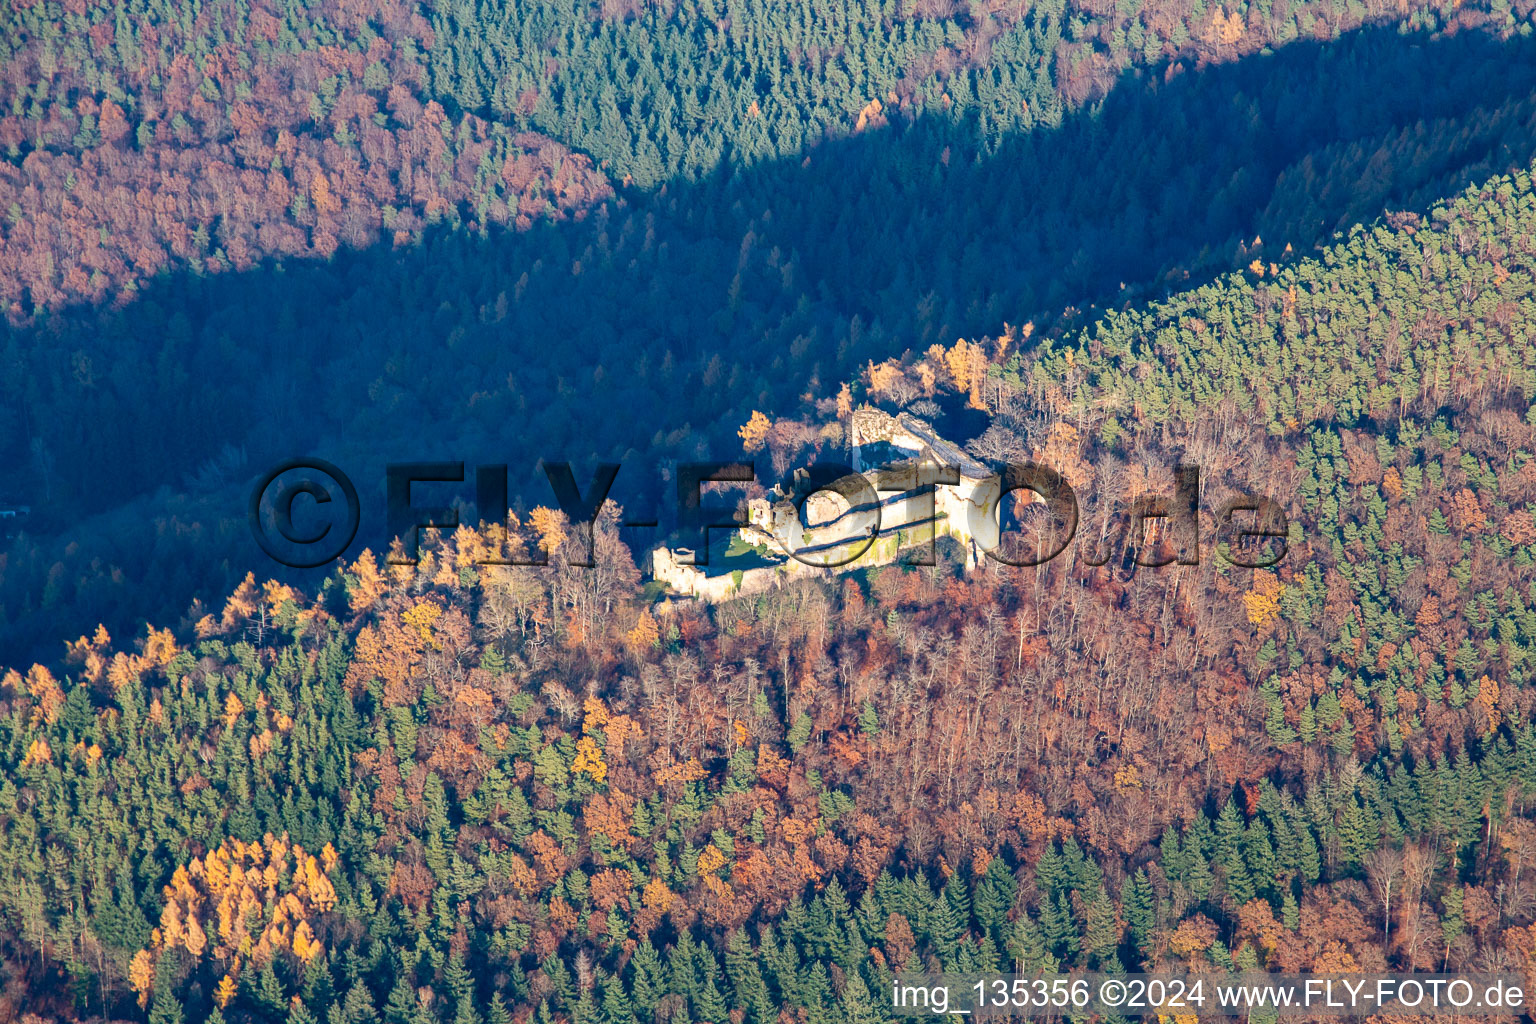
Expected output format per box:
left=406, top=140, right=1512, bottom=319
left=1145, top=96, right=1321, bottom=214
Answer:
left=6, top=0, right=1536, bottom=1021
left=4, top=0, right=1536, bottom=660
left=5, top=148, right=1536, bottom=1021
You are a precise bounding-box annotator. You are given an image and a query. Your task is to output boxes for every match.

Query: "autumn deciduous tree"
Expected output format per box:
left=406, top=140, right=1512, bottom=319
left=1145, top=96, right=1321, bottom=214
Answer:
left=738, top=411, right=772, bottom=453
left=129, top=835, right=338, bottom=1009
left=626, top=610, right=660, bottom=651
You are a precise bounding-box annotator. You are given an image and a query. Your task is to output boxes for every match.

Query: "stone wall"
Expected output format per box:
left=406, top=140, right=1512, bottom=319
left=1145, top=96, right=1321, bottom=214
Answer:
left=651, top=408, right=1019, bottom=602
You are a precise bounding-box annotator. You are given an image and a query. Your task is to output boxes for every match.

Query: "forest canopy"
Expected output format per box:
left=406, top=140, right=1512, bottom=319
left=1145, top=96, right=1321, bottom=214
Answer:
left=4, top=147, right=1536, bottom=1021
left=3, top=0, right=1536, bottom=660
left=2, top=0, right=1536, bottom=1022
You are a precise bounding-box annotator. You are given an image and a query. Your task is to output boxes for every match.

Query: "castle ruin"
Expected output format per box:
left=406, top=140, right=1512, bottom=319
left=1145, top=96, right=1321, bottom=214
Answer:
left=651, top=409, right=1012, bottom=602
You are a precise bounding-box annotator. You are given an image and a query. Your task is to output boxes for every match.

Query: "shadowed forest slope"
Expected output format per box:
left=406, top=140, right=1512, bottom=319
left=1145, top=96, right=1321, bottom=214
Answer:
left=2, top=146, right=1536, bottom=1022
left=5, top=0, right=1519, bottom=322
left=4, top=22, right=1536, bottom=661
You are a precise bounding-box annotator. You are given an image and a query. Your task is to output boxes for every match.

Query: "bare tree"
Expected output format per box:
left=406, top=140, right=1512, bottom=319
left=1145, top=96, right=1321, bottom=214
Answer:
left=964, top=422, right=1027, bottom=463
left=1368, top=846, right=1405, bottom=952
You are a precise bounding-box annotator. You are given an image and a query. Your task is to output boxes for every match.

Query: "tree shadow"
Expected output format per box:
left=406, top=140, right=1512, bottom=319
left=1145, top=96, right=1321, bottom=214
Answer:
left=4, top=21, right=1536, bottom=659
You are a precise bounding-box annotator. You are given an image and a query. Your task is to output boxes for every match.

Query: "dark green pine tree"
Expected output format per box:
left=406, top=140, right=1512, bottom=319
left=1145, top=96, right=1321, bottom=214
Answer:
left=507, top=961, right=531, bottom=1004
left=1294, top=816, right=1323, bottom=883
left=693, top=945, right=729, bottom=1005
left=147, top=951, right=185, bottom=1024
left=942, top=872, right=971, bottom=929
left=384, top=969, right=418, bottom=1024
left=1061, top=839, right=1101, bottom=895
left=1269, top=806, right=1300, bottom=881
left=873, top=871, right=900, bottom=921
left=250, top=961, right=288, bottom=1018
left=1441, top=886, right=1465, bottom=968
left=693, top=970, right=730, bottom=1024
left=756, top=924, right=800, bottom=1006
left=147, top=993, right=184, bottom=1024
left=1035, top=843, right=1067, bottom=898
left=1082, top=882, right=1120, bottom=967
left=856, top=888, right=885, bottom=943
left=973, top=856, right=1016, bottom=945
left=839, top=970, right=887, bottom=1024
left=823, top=876, right=853, bottom=928
left=1281, top=889, right=1301, bottom=931
left=1336, top=796, right=1376, bottom=867
left=925, top=888, right=965, bottom=967
left=1186, top=815, right=1215, bottom=868
left=670, top=930, right=700, bottom=1002
left=805, top=890, right=839, bottom=958
left=1159, top=826, right=1186, bottom=884
left=799, top=962, right=834, bottom=1024
left=488, top=994, right=514, bottom=1024
left=544, top=953, right=577, bottom=1010
left=724, top=929, right=773, bottom=1024
left=302, top=944, right=336, bottom=1008
left=782, top=897, right=809, bottom=950
left=599, top=977, right=637, bottom=1024
left=893, top=876, right=934, bottom=936
left=96, top=874, right=151, bottom=949
left=629, top=940, right=664, bottom=1021
left=1121, top=870, right=1156, bottom=966
left=340, top=980, right=381, bottom=1024
left=1041, top=891, right=1080, bottom=965
left=950, top=936, right=982, bottom=973
left=1215, top=799, right=1256, bottom=905
left=445, top=950, right=480, bottom=1024
left=1007, top=912, right=1051, bottom=972
left=1386, top=764, right=1426, bottom=836
left=1208, top=937, right=1233, bottom=971
left=572, top=986, right=598, bottom=1024
left=1243, top=822, right=1279, bottom=899
left=836, top=918, right=868, bottom=971
left=1183, top=836, right=1216, bottom=903
left=976, top=933, right=1006, bottom=973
